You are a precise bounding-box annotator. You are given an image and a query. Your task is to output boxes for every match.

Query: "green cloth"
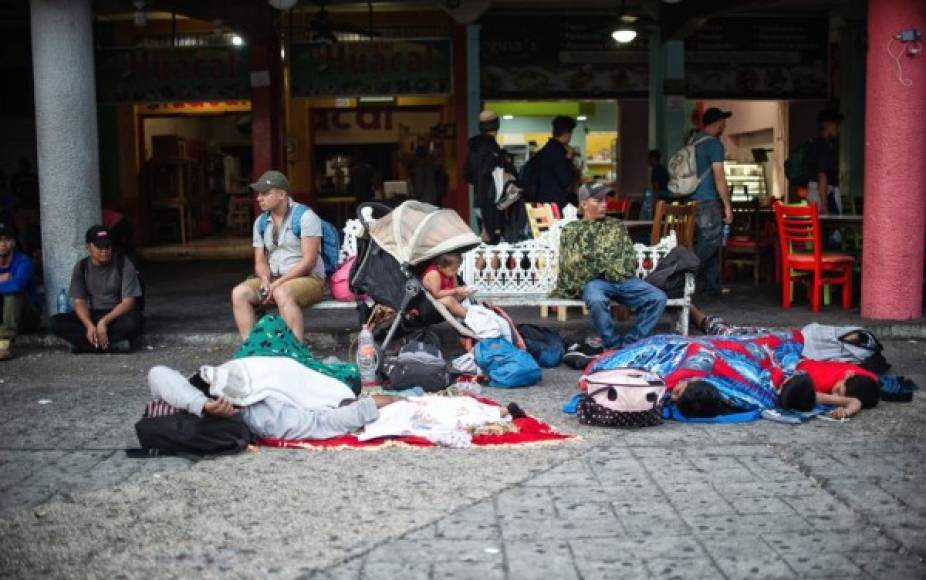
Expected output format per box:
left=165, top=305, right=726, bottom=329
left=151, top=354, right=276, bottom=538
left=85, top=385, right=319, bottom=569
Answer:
left=234, top=313, right=360, bottom=391
left=553, top=217, right=638, bottom=299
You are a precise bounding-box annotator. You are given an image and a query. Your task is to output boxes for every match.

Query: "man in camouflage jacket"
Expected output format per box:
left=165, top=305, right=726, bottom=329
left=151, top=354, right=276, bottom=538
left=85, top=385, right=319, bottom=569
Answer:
left=556, top=182, right=667, bottom=367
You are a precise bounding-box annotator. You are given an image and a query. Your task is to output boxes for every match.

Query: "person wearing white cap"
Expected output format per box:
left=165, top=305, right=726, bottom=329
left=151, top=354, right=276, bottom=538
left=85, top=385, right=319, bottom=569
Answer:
left=464, top=111, right=505, bottom=243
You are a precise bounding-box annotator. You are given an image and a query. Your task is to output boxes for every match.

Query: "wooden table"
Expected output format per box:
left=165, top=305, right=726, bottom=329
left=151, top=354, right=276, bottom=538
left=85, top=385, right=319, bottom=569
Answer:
left=623, top=220, right=654, bottom=229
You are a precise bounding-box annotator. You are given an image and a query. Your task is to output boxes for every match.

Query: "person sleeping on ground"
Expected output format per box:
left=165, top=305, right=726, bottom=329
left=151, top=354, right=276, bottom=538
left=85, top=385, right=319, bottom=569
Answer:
left=688, top=304, right=882, bottom=418
left=581, top=332, right=818, bottom=419
left=148, top=358, right=400, bottom=441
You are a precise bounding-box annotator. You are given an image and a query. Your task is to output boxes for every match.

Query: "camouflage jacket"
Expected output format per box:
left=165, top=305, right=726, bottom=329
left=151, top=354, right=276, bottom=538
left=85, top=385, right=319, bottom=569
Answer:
left=553, top=217, right=638, bottom=298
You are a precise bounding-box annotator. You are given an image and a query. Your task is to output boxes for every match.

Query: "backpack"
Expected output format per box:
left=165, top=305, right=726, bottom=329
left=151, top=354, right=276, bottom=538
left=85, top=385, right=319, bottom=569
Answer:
left=576, top=368, right=666, bottom=428
left=516, top=324, right=565, bottom=368
left=473, top=336, right=542, bottom=388
left=257, top=203, right=341, bottom=277
left=784, top=140, right=813, bottom=186
left=517, top=157, right=541, bottom=203
left=667, top=136, right=711, bottom=197
left=134, top=408, right=251, bottom=456
left=385, top=340, right=451, bottom=393
left=79, top=253, right=145, bottom=313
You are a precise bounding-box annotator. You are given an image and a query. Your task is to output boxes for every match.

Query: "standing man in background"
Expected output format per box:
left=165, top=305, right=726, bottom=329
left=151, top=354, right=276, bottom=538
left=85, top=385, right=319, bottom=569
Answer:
left=690, top=108, right=734, bottom=297
left=807, top=109, right=844, bottom=215
left=534, top=116, right=578, bottom=209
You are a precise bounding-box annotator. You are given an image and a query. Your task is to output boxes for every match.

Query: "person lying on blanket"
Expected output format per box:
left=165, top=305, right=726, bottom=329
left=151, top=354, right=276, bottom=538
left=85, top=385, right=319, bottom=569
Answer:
left=582, top=332, right=816, bottom=419
left=148, top=358, right=400, bottom=441
left=688, top=305, right=881, bottom=418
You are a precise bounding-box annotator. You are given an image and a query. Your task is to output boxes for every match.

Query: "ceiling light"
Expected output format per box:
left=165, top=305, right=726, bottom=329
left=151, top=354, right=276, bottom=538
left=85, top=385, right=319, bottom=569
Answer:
left=577, top=115, right=588, bottom=121
left=231, top=34, right=244, bottom=46
left=502, top=114, right=514, bottom=120
left=280, top=47, right=286, bottom=59
left=612, top=28, right=637, bottom=43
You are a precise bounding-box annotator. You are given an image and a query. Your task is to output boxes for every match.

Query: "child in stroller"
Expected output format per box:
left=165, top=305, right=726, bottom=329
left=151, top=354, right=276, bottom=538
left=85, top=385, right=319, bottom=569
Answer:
left=421, top=253, right=476, bottom=318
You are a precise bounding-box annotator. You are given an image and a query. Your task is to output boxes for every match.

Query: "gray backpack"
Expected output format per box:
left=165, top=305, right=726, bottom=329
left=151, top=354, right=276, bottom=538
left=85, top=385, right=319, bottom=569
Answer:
left=667, top=135, right=712, bottom=196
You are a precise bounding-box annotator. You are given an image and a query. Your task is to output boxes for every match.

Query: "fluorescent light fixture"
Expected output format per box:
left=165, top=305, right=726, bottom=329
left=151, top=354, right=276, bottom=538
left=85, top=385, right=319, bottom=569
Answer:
left=577, top=115, right=588, bottom=121
left=280, top=47, right=285, bottom=59
left=232, top=34, right=244, bottom=46
left=503, top=114, right=514, bottom=120
left=612, top=27, right=637, bottom=43
left=358, top=96, right=395, bottom=103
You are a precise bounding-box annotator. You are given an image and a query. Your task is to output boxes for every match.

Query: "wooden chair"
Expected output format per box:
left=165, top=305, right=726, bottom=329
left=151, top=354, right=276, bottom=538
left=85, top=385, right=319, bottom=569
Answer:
left=525, top=203, right=558, bottom=238
left=722, top=198, right=762, bottom=285
left=650, top=201, right=697, bottom=248
left=774, top=202, right=854, bottom=312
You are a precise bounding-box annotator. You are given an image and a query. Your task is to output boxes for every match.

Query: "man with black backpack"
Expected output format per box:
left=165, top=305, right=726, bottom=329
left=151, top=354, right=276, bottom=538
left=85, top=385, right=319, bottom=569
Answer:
left=50, top=226, right=144, bottom=353
left=464, top=111, right=505, bottom=243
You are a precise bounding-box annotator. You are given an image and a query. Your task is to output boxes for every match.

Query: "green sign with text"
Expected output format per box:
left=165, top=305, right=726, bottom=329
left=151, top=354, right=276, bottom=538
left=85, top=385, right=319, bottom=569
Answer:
left=290, top=39, right=451, bottom=97
left=96, top=46, right=251, bottom=103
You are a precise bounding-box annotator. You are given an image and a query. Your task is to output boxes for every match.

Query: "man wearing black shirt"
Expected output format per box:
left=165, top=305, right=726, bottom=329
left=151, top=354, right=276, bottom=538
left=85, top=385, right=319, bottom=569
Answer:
left=807, top=110, right=844, bottom=215
left=534, top=116, right=578, bottom=208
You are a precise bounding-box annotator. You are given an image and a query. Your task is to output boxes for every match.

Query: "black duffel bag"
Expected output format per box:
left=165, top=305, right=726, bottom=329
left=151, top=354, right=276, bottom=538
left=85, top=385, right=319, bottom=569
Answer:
left=134, top=412, right=251, bottom=457
left=386, top=340, right=451, bottom=392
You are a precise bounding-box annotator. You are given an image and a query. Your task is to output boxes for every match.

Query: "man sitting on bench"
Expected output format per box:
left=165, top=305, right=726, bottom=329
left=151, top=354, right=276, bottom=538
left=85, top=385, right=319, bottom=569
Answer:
left=558, top=182, right=667, bottom=368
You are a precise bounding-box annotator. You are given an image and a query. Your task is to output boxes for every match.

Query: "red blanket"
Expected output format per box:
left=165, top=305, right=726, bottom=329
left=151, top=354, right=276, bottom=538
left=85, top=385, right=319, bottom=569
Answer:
left=256, top=397, right=574, bottom=450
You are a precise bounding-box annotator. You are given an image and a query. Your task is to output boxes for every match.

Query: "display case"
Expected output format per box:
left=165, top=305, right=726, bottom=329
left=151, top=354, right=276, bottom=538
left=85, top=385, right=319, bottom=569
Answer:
left=723, top=161, right=768, bottom=201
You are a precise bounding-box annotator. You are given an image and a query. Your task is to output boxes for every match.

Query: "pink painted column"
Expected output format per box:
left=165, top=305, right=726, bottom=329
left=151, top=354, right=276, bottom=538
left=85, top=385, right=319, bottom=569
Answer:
left=861, top=0, right=926, bottom=320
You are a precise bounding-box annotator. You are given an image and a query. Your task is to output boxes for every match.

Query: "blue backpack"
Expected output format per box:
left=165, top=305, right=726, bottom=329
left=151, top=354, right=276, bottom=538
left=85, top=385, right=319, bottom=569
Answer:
left=516, top=324, right=565, bottom=368
left=257, top=203, right=341, bottom=277
left=474, top=337, right=542, bottom=388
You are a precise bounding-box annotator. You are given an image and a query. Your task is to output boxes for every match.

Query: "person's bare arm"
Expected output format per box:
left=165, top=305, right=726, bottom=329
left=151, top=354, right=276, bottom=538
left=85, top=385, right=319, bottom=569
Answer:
left=422, top=271, right=467, bottom=299
left=816, top=392, right=862, bottom=418
left=73, top=298, right=99, bottom=348
left=817, top=172, right=828, bottom=208
left=712, top=162, right=732, bottom=224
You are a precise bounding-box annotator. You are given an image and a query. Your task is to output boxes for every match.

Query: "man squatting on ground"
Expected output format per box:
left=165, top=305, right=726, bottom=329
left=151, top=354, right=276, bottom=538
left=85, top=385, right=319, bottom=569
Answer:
left=50, top=226, right=143, bottom=353
left=231, top=170, right=326, bottom=343
left=557, top=181, right=667, bottom=368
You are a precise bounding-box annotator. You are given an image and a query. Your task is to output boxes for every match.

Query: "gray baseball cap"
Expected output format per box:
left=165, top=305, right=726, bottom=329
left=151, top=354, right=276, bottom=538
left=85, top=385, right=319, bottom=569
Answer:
left=250, top=170, right=289, bottom=193
left=577, top=181, right=613, bottom=202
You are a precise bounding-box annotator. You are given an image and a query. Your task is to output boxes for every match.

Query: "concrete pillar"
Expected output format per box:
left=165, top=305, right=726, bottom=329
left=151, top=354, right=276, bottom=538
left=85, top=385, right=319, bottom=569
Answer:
left=619, top=100, right=650, bottom=196
left=465, top=24, right=480, bottom=228
left=249, top=27, right=285, bottom=181
left=647, top=29, right=666, bottom=156
left=663, top=40, right=686, bottom=160
left=30, top=0, right=102, bottom=314
left=860, top=0, right=926, bottom=319
left=838, top=14, right=866, bottom=205
left=451, top=24, right=471, bottom=222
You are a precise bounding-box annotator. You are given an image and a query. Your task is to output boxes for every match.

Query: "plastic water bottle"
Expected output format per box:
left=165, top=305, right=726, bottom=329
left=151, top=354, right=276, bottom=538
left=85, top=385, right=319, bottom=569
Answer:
left=56, top=289, right=71, bottom=314
left=721, top=224, right=730, bottom=246
left=356, top=325, right=380, bottom=387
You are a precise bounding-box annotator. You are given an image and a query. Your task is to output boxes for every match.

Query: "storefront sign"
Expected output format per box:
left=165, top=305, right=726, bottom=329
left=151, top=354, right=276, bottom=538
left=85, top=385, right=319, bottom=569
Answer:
left=481, top=15, right=649, bottom=98
left=480, top=14, right=828, bottom=99
left=311, top=108, right=441, bottom=145
left=685, top=18, right=828, bottom=98
left=96, top=47, right=250, bottom=103
left=290, top=40, right=451, bottom=97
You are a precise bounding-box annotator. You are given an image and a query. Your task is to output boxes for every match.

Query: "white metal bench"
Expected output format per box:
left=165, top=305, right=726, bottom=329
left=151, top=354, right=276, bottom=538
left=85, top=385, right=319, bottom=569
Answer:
left=316, top=204, right=694, bottom=335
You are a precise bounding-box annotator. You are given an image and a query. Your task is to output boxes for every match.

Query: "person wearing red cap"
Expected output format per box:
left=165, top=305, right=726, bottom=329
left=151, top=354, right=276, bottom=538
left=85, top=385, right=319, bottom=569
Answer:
left=50, top=225, right=144, bottom=353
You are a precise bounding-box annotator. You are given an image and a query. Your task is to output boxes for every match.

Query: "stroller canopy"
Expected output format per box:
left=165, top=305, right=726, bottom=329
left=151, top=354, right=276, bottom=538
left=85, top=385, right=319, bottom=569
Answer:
left=369, top=200, right=482, bottom=266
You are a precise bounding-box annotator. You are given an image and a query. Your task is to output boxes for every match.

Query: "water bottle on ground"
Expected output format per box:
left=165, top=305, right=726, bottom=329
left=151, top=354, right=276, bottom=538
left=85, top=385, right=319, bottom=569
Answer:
left=721, top=224, right=730, bottom=246
left=56, top=289, right=71, bottom=314
left=356, top=324, right=380, bottom=387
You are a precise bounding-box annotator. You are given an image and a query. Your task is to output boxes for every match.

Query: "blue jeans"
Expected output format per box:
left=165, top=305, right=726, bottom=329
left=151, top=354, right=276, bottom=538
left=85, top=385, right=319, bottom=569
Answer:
left=582, top=277, right=667, bottom=349
left=694, top=199, right=723, bottom=294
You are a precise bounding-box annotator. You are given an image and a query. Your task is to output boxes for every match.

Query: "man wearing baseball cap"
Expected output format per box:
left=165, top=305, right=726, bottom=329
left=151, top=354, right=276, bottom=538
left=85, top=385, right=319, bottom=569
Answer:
left=689, top=107, right=734, bottom=297
left=231, top=169, right=326, bottom=343
left=0, top=222, right=40, bottom=360
left=556, top=182, right=667, bottom=368
left=50, top=225, right=144, bottom=353
left=464, top=111, right=505, bottom=243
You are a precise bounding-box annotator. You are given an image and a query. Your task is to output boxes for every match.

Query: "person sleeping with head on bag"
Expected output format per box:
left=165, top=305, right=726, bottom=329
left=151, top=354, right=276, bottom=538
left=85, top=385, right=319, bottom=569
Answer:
left=583, top=333, right=815, bottom=420
left=146, top=357, right=401, bottom=443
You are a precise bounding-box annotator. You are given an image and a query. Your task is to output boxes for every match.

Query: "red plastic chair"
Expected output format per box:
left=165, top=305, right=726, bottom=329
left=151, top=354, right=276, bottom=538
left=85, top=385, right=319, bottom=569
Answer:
left=606, top=196, right=631, bottom=218
left=774, top=202, right=854, bottom=312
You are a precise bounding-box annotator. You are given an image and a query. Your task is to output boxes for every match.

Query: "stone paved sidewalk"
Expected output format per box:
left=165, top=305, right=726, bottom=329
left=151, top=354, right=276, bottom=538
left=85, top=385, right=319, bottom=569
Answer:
left=1, top=341, right=924, bottom=579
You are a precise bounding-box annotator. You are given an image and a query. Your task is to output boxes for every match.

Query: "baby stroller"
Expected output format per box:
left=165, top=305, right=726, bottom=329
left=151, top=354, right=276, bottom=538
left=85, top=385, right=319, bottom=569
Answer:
left=349, top=201, right=483, bottom=354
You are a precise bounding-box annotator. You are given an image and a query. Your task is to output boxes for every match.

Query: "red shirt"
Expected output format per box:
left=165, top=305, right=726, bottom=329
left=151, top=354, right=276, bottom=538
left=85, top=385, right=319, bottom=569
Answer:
left=422, top=265, right=456, bottom=291
left=796, top=359, right=877, bottom=394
